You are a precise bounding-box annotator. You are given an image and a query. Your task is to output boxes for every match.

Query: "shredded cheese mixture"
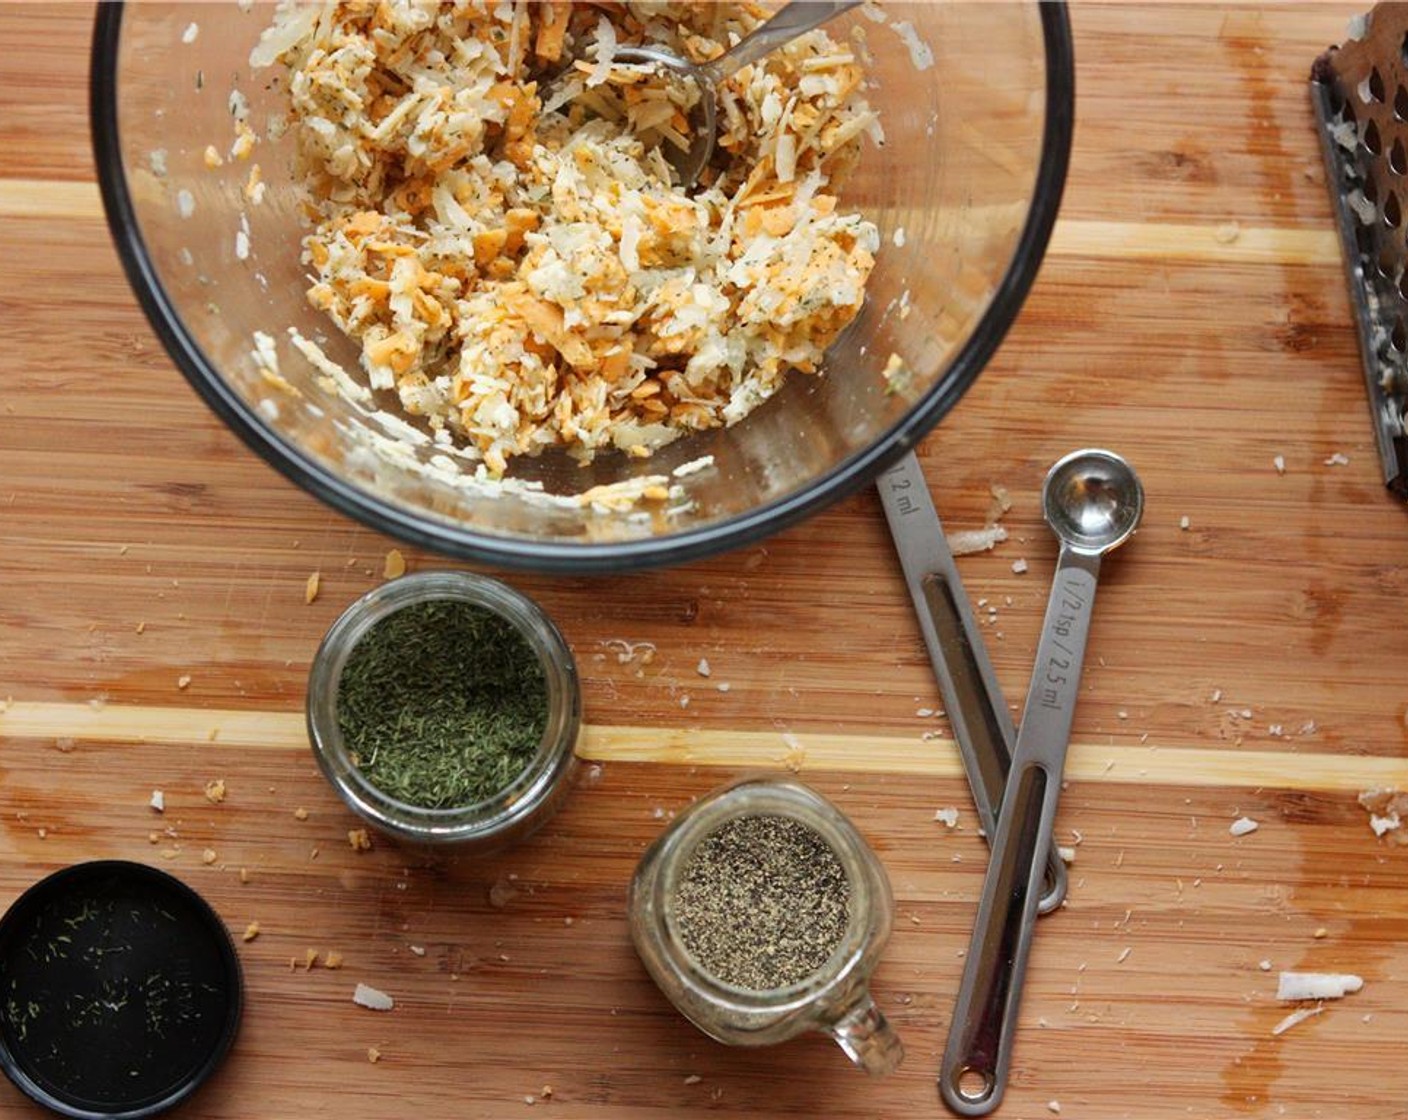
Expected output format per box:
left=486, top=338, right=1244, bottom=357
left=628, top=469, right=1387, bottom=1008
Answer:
left=253, top=1, right=881, bottom=476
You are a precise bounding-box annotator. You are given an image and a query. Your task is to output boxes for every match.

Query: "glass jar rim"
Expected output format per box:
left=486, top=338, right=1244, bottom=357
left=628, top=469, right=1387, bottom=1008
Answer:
left=307, top=571, right=580, bottom=840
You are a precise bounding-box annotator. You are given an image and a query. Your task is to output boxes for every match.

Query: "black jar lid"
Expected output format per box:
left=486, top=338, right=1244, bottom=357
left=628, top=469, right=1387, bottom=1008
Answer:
left=0, top=861, right=243, bottom=1118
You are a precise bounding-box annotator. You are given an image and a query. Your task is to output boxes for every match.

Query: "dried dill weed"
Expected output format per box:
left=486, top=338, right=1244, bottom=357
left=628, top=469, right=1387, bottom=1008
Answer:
left=673, top=815, right=851, bottom=991
left=336, top=598, right=548, bottom=809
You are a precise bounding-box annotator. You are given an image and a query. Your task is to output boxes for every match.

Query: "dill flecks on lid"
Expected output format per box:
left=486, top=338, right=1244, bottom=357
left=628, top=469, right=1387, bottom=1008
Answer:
left=336, top=598, right=548, bottom=809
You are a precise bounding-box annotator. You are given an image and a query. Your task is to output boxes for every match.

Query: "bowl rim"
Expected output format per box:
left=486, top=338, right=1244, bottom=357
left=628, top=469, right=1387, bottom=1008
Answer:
left=89, top=4, right=1075, bottom=575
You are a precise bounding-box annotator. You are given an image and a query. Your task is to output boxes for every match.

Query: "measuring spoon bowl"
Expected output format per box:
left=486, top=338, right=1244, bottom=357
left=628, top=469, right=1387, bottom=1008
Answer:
left=1043, top=449, right=1144, bottom=555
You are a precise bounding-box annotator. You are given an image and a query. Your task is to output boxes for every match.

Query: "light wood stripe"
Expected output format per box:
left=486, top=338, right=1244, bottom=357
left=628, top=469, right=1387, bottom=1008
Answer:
left=0, top=178, right=103, bottom=222
left=1, top=700, right=1402, bottom=792
left=0, top=177, right=1343, bottom=266
left=1046, top=218, right=1341, bottom=266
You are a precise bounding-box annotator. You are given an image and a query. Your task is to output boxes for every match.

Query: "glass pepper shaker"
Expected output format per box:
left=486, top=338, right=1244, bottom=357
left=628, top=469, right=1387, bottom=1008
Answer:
left=628, top=777, right=904, bottom=1074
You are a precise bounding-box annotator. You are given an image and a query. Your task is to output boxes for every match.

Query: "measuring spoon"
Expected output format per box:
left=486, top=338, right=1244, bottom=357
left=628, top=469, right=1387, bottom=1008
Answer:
left=562, top=2, right=861, bottom=186
left=939, top=450, right=1144, bottom=1117
left=877, top=452, right=1066, bottom=914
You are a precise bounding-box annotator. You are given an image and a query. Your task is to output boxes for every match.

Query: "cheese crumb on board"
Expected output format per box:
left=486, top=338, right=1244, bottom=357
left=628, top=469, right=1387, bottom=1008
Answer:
left=1323, top=452, right=1350, bottom=466
left=149, top=790, right=165, bottom=813
left=1273, top=454, right=1286, bottom=474
left=367, top=1047, right=381, bottom=1063
left=204, top=778, right=227, bottom=804
left=696, top=658, right=711, bottom=678
left=325, top=951, right=344, bottom=970
left=202, top=849, right=218, bottom=865
left=947, top=526, right=1008, bottom=556
left=353, top=983, right=394, bottom=1011
left=348, top=828, right=373, bottom=852
left=177, top=675, right=192, bottom=690
left=294, top=807, right=309, bottom=821
left=1272, top=1005, right=1323, bottom=1036
left=243, top=921, right=260, bottom=942
left=1358, top=787, right=1408, bottom=844
left=1011, top=558, right=1028, bottom=574
left=934, top=807, right=959, bottom=828
left=1277, top=972, right=1363, bottom=1001
left=383, top=549, right=407, bottom=579
left=305, top=571, right=321, bottom=604
left=1229, top=816, right=1259, bottom=837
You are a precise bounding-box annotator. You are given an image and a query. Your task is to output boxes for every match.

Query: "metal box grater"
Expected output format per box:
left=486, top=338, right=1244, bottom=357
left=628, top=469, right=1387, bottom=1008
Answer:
left=1312, top=3, right=1408, bottom=498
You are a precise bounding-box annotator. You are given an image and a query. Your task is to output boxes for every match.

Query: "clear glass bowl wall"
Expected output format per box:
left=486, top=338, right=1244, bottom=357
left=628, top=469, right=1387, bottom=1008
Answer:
left=93, top=3, right=1070, bottom=570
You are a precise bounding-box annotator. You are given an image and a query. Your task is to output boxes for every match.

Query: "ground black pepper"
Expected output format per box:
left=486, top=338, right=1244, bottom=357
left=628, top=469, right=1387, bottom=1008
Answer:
left=336, top=599, right=547, bottom=808
left=673, top=814, right=851, bottom=991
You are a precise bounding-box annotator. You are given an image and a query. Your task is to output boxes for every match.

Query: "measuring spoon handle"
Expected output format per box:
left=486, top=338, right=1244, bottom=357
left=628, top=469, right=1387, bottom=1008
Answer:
left=878, top=453, right=1066, bottom=913
left=939, top=551, right=1101, bottom=1116
left=705, top=1, right=863, bottom=82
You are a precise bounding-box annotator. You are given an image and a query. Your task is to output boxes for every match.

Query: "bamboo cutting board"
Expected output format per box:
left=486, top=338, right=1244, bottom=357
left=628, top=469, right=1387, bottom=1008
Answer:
left=3, top=4, right=1407, bottom=1118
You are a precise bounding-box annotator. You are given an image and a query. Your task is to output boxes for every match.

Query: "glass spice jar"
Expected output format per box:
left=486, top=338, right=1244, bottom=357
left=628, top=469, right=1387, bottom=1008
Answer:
left=307, top=571, right=580, bottom=848
left=628, top=777, right=904, bottom=1074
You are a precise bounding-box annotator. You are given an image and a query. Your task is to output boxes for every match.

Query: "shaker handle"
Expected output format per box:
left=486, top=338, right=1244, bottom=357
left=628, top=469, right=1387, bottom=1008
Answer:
left=829, top=992, right=905, bottom=1076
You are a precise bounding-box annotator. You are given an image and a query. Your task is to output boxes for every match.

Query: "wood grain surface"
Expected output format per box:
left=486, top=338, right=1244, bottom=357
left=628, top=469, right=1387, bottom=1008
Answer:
left=3, top=4, right=1407, bottom=1119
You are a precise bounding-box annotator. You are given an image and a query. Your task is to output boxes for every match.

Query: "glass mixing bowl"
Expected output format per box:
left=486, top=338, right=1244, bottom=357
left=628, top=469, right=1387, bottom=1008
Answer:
left=91, top=3, right=1073, bottom=572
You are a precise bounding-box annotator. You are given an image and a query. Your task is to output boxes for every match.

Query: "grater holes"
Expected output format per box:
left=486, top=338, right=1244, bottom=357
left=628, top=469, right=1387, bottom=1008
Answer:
left=1392, top=316, right=1406, bottom=353
left=1395, top=139, right=1408, bottom=175
left=1364, top=174, right=1379, bottom=205
left=1360, top=67, right=1387, bottom=103
left=1366, top=119, right=1383, bottom=156
left=1378, top=246, right=1398, bottom=280
left=1397, top=85, right=1408, bottom=121
left=1398, top=270, right=1408, bottom=302
left=1387, top=191, right=1402, bottom=227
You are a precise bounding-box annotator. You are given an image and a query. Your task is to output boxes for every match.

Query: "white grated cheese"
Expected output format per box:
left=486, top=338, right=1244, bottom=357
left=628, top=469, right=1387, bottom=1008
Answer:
left=1276, top=972, right=1363, bottom=1001
left=934, top=807, right=959, bottom=828
left=1229, top=816, right=1259, bottom=837
left=890, top=20, right=934, bottom=71
left=353, top=983, right=395, bottom=1011
left=947, top=526, right=1008, bottom=556
left=1272, top=1005, right=1323, bottom=1036
left=585, top=16, right=617, bottom=87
